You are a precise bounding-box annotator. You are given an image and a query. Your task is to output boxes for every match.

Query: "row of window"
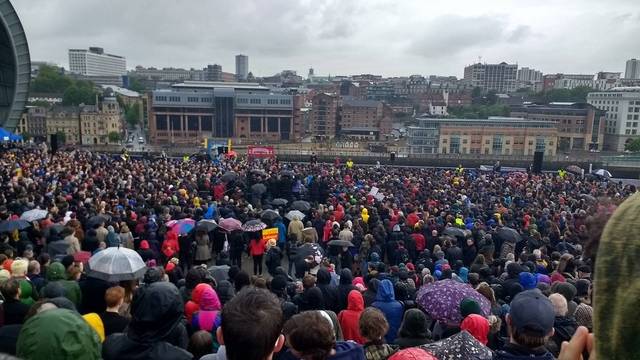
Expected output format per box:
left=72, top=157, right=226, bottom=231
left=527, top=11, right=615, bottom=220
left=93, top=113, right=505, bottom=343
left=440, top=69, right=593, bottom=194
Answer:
left=155, top=95, right=213, bottom=103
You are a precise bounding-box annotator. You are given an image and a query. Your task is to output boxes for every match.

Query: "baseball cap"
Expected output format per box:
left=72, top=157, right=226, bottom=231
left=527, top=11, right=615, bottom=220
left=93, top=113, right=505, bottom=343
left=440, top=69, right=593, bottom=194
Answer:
left=509, top=289, right=555, bottom=337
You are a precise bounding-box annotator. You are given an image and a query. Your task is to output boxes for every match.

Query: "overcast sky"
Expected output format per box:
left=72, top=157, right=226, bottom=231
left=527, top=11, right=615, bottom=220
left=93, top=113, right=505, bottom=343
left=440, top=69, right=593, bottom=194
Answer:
left=13, top=0, right=640, bottom=78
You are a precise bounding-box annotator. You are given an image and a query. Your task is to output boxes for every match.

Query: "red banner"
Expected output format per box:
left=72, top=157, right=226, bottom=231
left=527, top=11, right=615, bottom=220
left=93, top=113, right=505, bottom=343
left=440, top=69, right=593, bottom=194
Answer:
left=248, top=146, right=275, bottom=158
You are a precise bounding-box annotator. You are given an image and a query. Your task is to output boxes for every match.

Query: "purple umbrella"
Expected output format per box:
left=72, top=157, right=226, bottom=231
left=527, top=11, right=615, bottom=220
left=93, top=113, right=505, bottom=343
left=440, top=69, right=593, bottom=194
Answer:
left=416, top=279, right=491, bottom=324
left=218, top=217, right=242, bottom=232
left=166, top=218, right=195, bottom=235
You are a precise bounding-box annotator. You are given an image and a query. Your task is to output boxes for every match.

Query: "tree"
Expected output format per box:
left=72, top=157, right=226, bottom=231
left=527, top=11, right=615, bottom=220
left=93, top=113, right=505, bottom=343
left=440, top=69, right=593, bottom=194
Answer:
left=55, top=131, right=66, bottom=144
left=125, top=103, right=141, bottom=127
left=62, top=85, right=98, bottom=106
left=533, top=86, right=595, bottom=104
left=31, top=65, right=72, bottom=93
left=108, top=131, right=121, bottom=143
left=127, top=77, right=146, bottom=93
left=624, top=138, right=640, bottom=152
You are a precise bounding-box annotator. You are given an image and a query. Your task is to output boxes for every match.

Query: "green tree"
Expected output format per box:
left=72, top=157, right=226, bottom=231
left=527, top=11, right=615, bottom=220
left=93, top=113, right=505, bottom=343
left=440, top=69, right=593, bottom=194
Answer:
left=62, top=85, right=98, bottom=106
left=28, top=100, right=52, bottom=108
left=31, top=65, right=72, bottom=93
left=625, top=138, right=640, bottom=152
left=125, top=103, right=141, bottom=126
left=533, top=86, right=595, bottom=103
left=127, top=77, right=146, bottom=93
left=55, top=131, right=66, bottom=144
left=108, top=131, right=121, bottom=143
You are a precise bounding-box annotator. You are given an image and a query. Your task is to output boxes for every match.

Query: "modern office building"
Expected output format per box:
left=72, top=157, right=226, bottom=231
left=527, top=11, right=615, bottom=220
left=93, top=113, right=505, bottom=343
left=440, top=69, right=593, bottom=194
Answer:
left=339, top=98, right=392, bottom=140
left=625, top=59, right=640, bottom=79
left=543, top=73, right=594, bottom=91
left=587, top=87, right=640, bottom=151
left=516, top=67, right=543, bottom=92
left=148, top=81, right=302, bottom=144
left=310, top=93, right=338, bottom=139
left=69, top=47, right=126, bottom=76
left=463, top=62, right=518, bottom=93
left=407, top=116, right=557, bottom=156
left=0, top=0, right=31, bottom=130
left=235, top=54, right=248, bottom=81
left=204, top=64, right=222, bottom=81
left=510, top=103, right=605, bottom=151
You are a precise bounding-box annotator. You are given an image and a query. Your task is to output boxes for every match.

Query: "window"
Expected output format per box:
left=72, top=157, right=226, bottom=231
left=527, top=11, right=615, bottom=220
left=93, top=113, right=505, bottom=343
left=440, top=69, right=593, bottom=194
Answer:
left=267, top=118, right=278, bottom=132
left=169, top=96, right=180, bottom=102
left=155, top=96, right=167, bottom=102
left=187, top=116, right=199, bottom=131
left=201, top=98, right=212, bottom=102
left=626, top=129, right=631, bottom=135
left=156, top=115, right=167, bottom=130
left=187, top=97, right=199, bottom=103
left=280, top=99, right=291, bottom=105
left=237, top=98, right=248, bottom=104
left=633, top=130, right=638, bottom=135
left=250, top=98, right=261, bottom=104
left=201, top=116, right=213, bottom=131
left=267, top=99, right=278, bottom=105
left=250, top=117, right=261, bottom=132
left=629, top=115, right=633, bottom=120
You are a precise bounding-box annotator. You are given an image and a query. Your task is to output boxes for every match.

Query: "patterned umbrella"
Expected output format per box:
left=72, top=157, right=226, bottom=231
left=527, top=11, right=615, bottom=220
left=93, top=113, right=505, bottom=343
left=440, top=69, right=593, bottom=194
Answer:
left=219, top=217, right=243, bottom=232
left=420, top=331, right=492, bottom=360
left=285, top=210, right=306, bottom=221
left=242, top=219, right=267, bottom=232
left=20, top=209, right=48, bottom=222
left=416, top=279, right=491, bottom=324
left=166, top=218, right=196, bottom=235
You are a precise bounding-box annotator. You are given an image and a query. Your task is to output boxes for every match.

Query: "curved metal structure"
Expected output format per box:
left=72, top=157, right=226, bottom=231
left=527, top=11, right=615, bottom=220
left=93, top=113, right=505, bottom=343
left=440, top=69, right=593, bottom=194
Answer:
left=0, top=0, right=30, bottom=130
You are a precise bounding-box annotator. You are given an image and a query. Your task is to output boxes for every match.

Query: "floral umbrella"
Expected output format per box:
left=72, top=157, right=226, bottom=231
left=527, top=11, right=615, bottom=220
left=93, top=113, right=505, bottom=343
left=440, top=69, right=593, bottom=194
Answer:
left=420, top=331, right=492, bottom=360
left=416, top=279, right=491, bottom=324
left=218, top=217, right=243, bottom=232
left=242, top=219, right=267, bottom=232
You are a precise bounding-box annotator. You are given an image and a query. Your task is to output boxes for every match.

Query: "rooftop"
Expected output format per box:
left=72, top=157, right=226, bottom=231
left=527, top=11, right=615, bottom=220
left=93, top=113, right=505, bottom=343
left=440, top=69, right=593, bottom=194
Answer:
left=172, top=81, right=268, bottom=91
left=100, top=85, right=140, bottom=97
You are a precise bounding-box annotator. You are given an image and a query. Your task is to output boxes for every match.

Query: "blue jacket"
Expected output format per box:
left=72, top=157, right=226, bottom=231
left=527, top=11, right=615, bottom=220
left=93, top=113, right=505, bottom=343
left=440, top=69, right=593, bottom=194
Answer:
left=372, top=279, right=404, bottom=344
left=275, top=221, right=287, bottom=246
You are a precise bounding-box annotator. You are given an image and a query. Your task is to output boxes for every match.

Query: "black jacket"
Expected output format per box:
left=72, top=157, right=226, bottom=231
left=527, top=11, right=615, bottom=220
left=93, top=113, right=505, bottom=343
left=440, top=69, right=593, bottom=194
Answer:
left=317, top=268, right=340, bottom=313
left=80, top=276, right=112, bottom=314
left=1, top=299, right=29, bottom=325
left=493, top=343, right=555, bottom=360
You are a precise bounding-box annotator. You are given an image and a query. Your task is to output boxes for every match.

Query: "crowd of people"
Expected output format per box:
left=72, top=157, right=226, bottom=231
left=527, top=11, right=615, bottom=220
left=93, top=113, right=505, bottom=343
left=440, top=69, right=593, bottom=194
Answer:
left=0, top=144, right=637, bottom=360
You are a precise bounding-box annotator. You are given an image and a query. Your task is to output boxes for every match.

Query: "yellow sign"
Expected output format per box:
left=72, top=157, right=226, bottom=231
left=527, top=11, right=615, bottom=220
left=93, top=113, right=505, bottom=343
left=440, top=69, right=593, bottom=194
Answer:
left=262, top=227, right=278, bottom=243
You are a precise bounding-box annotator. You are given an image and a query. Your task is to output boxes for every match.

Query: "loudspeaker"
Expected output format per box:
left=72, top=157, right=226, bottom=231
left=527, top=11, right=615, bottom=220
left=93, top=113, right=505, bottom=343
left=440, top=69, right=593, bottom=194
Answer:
left=50, top=134, right=59, bottom=154
left=533, top=151, right=544, bottom=173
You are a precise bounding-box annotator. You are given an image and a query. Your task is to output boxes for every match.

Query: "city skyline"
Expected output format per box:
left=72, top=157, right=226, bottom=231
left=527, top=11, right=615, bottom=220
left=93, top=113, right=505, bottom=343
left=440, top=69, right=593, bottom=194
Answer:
left=13, top=0, right=640, bottom=78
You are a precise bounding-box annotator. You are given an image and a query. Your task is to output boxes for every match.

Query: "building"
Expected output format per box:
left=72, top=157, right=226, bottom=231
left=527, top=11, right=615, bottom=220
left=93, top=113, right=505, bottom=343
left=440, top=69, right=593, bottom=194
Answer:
left=130, top=66, right=197, bottom=81
left=310, top=93, right=338, bottom=139
left=26, top=106, right=47, bottom=140
left=510, top=103, right=605, bottom=151
left=16, top=111, right=28, bottom=136
left=46, top=106, right=81, bottom=145
left=516, top=67, right=543, bottom=92
left=68, top=47, right=126, bottom=77
left=235, top=55, right=248, bottom=81
left=80, top=96, right=122, bottom=145
left=0, top=0, right=31, bottom=131
left=407, top=116, right=557, bottom=156
left=587, top=87, right=640, bottom=151
left=625, top=59, right=640, bottom=79
left=204, top=64, right=222, bottom=81
left=339, top=98, right=392, bottom=140
left=463, top=62, right=518, bottom=93
left=594, top=72, right=621, bottom=91
left=543, top=74, right=594, bottom=91
left=428, top=101, right=448, bottom=116
left=148, top=81, right=302, bottom=143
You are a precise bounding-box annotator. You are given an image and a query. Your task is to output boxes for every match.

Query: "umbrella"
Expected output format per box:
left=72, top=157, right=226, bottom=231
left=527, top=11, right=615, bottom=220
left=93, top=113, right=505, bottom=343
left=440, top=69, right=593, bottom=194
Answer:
left=271, top=198, right=288, bottom=206
left=579, top=193, right=597, bottom=203
left=443, top=227, right=467, bottom=239
left=327, top=239, right=355, bottom=247
left=167, top=218, right=196, bottom=235
left=242, top=219, right=267, bottom=232
left=0, top=219, right=31, bottom=233
left=416, top=279, right=491, bottom=324
left=565, top=165, right=583, bottom=175
left=420, top=331, right=492, bottom=360
left=87, top=214, right=111, bottom=226
left=281, top=169, right=295, bottom=177
left=495, top=227, right=522, bottom=243
left=592, top=169, right=612, bottom=178
left=295, top=242, right=325, bottom=268
left=221, top=171, right=239, bottom=182
left=43, top=223, right=65, bottom=237
left=285, top=210, right=306, bottom=221
left=291, top=200, right=311, bottom=212
left=197, top=219, right=218, bottom=232
left=250, top=169, right=267, bottom=176
left=20, top=209, right=48, bottom=222
left=251, top=183, right=267, bottom=194
left=261, top=209, right=281, bottom=223
left=88, top=247, right=146, bottom=282
left=219, top=217, right=243, bottom=232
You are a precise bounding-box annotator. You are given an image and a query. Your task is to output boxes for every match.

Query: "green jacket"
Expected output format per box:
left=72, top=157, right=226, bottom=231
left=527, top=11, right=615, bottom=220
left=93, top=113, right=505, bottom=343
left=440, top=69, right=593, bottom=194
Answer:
left=17, top=278, right=38, bottom=306
left=44, top=262, right=82, bottom=307
left=17, top=308, right=101, bottom=360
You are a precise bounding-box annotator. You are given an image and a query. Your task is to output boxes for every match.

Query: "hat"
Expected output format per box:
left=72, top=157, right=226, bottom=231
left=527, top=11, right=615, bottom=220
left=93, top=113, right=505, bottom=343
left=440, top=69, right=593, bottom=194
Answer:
left=461, top=314, right=490, bottom=345
left=61, top=254, right=75, bottom=269
left=270, top=275, right=288, bottom=293
left=519, top=272, right=537, bottom=290
left=2, top=259, right=13, bottom=272
left=509, top=289, right=555, bottom=336
left=460, top=298, right=483, bottom=318
left=83, top=313, right=105, bottom=342
left=389, top=348, right=437, bottom=360
left=140, top=240, right=150, bottom=250
left=0, top=269, right=10, bottom=282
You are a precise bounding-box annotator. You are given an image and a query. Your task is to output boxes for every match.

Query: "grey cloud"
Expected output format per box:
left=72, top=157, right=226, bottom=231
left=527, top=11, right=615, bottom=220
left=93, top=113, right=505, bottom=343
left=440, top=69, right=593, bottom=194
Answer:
left=506, top=25, right=532, bottom=43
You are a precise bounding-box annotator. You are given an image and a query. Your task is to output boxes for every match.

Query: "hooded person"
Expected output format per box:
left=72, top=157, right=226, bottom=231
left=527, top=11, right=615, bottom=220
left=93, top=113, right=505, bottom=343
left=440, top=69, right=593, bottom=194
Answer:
left=395, top=308, right=431, bottom=349
left=184, top=283, right=213, bottom=323
left=17, top=308, right=102, bottom=360
left=102, top=282, right=191, bottom=360
left=337, top=268, right=357, bottom=312
left=338, top=290, right=366, bottom=344
left=316, top=267, right=340, bottom=313
left=460, top=314, right=490, bottom=345
left=42, top=262, right=82, bottom=307
left=191, top=288, right=222, bottom=333
left=372, top=279, right=404, bottom=344
left=519, top=272, right=538, bottom=290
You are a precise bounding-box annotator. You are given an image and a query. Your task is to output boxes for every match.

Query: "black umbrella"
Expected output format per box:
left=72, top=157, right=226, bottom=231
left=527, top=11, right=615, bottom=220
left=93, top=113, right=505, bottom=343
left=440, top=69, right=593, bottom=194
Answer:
left=221, top=171, right=239, bottom=182
left=197, top=219, right=218, bottom=232
left=443, top=227, right=467, bottom=239
left=327, top=239, right=355, bottom=247
left=271, top=198, right=288, bottom=207
left=261, top=209, right=281, bottom=223
left=0, top=219, right=31, bottom=233
left=294, top=243, right=325, bottom=267
left=281, top=170, right=295, bottom=177
left=420, top=331, right=492, bottom=360
left=579, top=193, right=597, bottom=203
left=566, top=165, right=583, bottom=175
left=250, top=169, right=267, bottom=176
left=87, top=214, right=111, bottom=227
left=495, top=227, right=522, bottom=243
left=291, top=200, right=311, bottom=212
left=251, top=183, right=267, bottom=194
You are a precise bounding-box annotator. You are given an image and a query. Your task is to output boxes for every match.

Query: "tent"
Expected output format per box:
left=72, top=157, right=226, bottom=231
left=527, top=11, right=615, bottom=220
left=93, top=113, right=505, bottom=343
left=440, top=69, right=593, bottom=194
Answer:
left=0, top=128, right=23, bottom=142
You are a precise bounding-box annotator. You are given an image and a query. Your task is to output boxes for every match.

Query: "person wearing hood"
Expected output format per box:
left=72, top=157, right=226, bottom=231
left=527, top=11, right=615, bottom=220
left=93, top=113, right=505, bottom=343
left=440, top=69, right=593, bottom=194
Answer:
left=338, top=290, right=366, bottom=344
left=137, top=240, right=156, bottom=264
left=215, top=279, right=235, bottom=306
left=192, top=288, right=222, bottom=333
left=317, top=268, right=340, bottom=313
left=274, top=217, right=287, bottom=249
left=337, top=268, right=356, bottom=312
left=106, top=225, right=120, bottom=247
left=362, top=278, right=379, bottom=308
left=287, top=216, right=304, bottom=244
left=394, top=308, right=431, bottom=349
left=17, top=308, right=102, bottom=360
left=42, top=261, right=82, bottom=308
left=102, top=281, right=191, bottom=360
left=460, top=314, right=489, bottom=346
left=185, top=283, right=214, bottom=323
left=546, top=293, right=577, bottom=357
left=372, top=279, right=404, bottom=344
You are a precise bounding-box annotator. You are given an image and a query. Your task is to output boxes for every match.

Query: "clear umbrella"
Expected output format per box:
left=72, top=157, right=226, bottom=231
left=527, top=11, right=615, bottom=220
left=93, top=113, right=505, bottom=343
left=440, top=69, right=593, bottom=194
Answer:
left=20, top=209, right=48, bottom=222
left=88, top=247, right=146, bottom=282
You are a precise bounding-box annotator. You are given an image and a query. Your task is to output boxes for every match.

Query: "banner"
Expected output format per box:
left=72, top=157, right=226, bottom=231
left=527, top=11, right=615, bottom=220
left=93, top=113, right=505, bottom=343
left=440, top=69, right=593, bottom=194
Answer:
left=248, top=146, right=275, bottom=158
left=262, top=227, right=279, bottom=245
